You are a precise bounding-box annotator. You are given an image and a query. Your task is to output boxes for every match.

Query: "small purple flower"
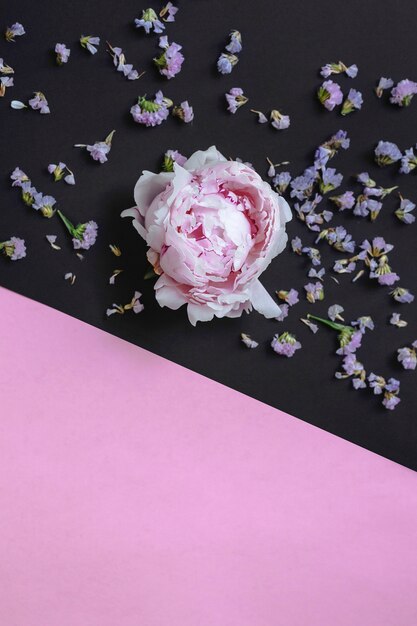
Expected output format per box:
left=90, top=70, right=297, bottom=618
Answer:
left=368, top=373, right=385, bottom=395
left=395, top=196, right=415, bottom=224
left=397, top=342, right=417, bottom=370
left=225, top=87, right=248, bottom=113
left=80, top=35, right=100, bottom=55
left=48, top=162, right=66, bottom=181
left=335, top=353, right=366, bottom=388
left=162, top=149, right=187, bottom=172
left=5, top=23, right=25, bottom=42
left=375, top=77, right=393, bottom=98
left=250, top=109, right=268, bottom=123
left=328, top=304, right=344, bottom=322
left=290, top=167, right=317, bottom=200
left=275, top=303, right=289, bottom=322
left=75, top=130, right=115, bottom=163
left=270, top=109, right=290, bottom=130
left=400, top=147, right=417, bottom=174
left=383, top=378, right=401, bottom=410
left=172, top=100, right=194, bottom=123
left=341, top=88, right=363, bottom=115
left=390, top=313, right=407, bottom=328
left=318, top=226, right=355, bottom=253
left=217, top=52, right=238, bottom=75
left=317, top=80, right=343, bottom=111
left=58, top=210, right=98, bottom=250
left=10, top=167, right=29, bottom=187
left=276, top=288, right=299, bottom=306
left=154, top=36, right=184, bottom=79
left=135, top=8, right=165, bottom=34
left=351, top=316, right=375, bottom=333
left=308, top=266, right=325, bottom=281
left=241, top=332, right=258, bottom=349
left=107, top=43, right=142, bottom=80
left=390, top=79, right=417, bottom=106
left=271, top=332, right=301, bottom=357
left=273, top=171, right=291, bottom=194
left=318, top=167, right=343, bottom=194
left=0, top=236, right=26, bottom=260
left=353, top=196, right=382, bottom=220
left=225, top=30, right=242, bottom=54
left=304, top=281, right=324, bottom=303
left=32, top=192, right=57, bottom=218
left=374, top=140, right=402, bottom=167
left=330, top=190, right=355, bottom=210
left=130, top=91, right=172, bottom=127
left=0, top=76, right=13, bottom=96
left=28, top=91, right=50, bottom=114
left=390, top=287, right=414, bottom=304
left=320, top=61, right=357, bottom=78
left=336, top=329, right=362, bottom=356
left=55, top=43, right=70, bottom=65
left=159, top=2, right=178, bottom=23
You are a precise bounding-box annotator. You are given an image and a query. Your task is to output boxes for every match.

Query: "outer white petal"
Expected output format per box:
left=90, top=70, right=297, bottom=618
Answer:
left=250, top=279, right=281, bottom=318
left=154, top=275, right=188, bottom=310
left=187, top=303, right=216, bottom=326
left=121, top=206, right=147, bottom=240
left=183, top=146, right=227, bottom=172
left=278, top=194, right=292, bottom=224
left=133, top=170, right=173, bottom=216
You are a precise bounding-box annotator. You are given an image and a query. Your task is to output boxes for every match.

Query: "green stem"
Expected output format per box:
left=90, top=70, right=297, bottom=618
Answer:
left=306, top=314, right=346, bottom=332
left=57, top=210, right=75, bottom=236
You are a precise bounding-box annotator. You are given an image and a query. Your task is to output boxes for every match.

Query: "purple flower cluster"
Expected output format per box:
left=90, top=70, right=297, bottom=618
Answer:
left=341, top=88, right=363, bottom=115
left=374, top=140, right=402, bottom=166
left=135, top=8, right=165, bottom=34
left=154, top=36, right=184, bottom=79
left=390, top=79, right=417, bottom=107
left=10, top=167, right=57, bottom=218
left=74, top=130, right=115, bottom=163
left=397, top=341, right=417, bottom=370
left=317, top=80, right=343, bottom=111
left=130, top=91, right=172, bottom=126
left=107, top=43, right=141, bottom=80
left=271, top=332, right=302, bottom=358
left=225, top=87, right=248, bottom=113
left=48, top=162, right=75, bottom=185
left=0, top=236, right=26, bottom=260
left=217, top=30, right=242, bottom=74
left=172, top=100, right=194, bottom=123
left=55, top=43, right=70, bottom=65
left=320, top=61, right=358, bottom=79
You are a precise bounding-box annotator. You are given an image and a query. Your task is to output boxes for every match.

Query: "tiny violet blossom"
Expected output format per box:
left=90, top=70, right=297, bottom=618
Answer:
left=317, top=80, right=343, bottom=111
left=382, top=378, right=401, bottom=410
left=74, top=130, right=115, bottom=163
left=390, top=287, right=415, bottom=304
left=375, top=77, right=393, bottom=98
left=304, top=281, right=324, bottom=303
left=374, top=140, right=402, bottom=167
left=225, top=87, right=248, bottom=113
left=351, top=316, right=375, bottom=333
left=273, top=171, right=292, bottom=194
left=308, top=266, right=325, bottom=281
left=397, top=341, right=417, bottom=370
left=217, top=52, right=238, bottom=75
left=307, top=314, right=367, bottom=356
left=48, top=162, right=75, bottom=185
left=329, top=190, right=355, bottom=210
left=57, top=210, right=98, bottom=251
left=271, top=332, right=302, bottom=357
left=390, top=79, right=417, bottom=107
left=276, top=289, right=299, bottom=306
left=162, top=149, right=187, bottom=172
left=172, top=100, right=194, bottom=123
left=130, top=91, right=172, bottom=126
left=250, top=109, right=268, bottom=123
left=300, top=318, right=319, bottom=334
left=32, top=193, right=57, bottom=218
left=400, top=146, right=417, bottom=174
left=159, top=2, right=178, bottom=23
left=28, top=91, right=50, bottom=114
left=318, top=167, right=343, bottom=194
left=225, top=30, right=242, bottom=54
left=317, top=226, right=355, bottom=253
left=390, top=313, right=407, bottom=328
left=320, top=61, right=357, bottom=79
left=314, top=130, right=350, bottom=168
left=328, top=304, right=344, bottom=322
left=270, top=109, right=290, bottom=130
left=134, top=8, right=165, bottom=34
left=0, top=58, right=14, bottom=75
left=275, top=304, right=289, bottom=322
left=395, top=196, right=415, bottom=224
left=0, top=76, right=13, bottom=96
left=5, top=23, right=25, bottom=42
left=46, top=235, right=61, bottom=250
left=341, top=88, right=363, bottom=116
left=335, top=354, right=366, bottom=389
left=55, top=43, right=70, bottom=65
left=0, top=236, right=26, bottom=260
left=154, top=36, right=184, bottom=79
left=107, top=43, right=143, bottom=80
left=240, top=332, right=258, bottom=349
left=80, top=35, right=100, bottom=55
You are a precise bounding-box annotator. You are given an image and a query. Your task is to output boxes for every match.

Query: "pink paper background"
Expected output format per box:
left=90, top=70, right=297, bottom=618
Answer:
left=1, top=286, right=416, bottom=625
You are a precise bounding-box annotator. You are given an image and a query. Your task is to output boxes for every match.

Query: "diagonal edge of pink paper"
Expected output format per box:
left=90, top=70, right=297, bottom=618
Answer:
left=0, top=285, right=416, bottom=626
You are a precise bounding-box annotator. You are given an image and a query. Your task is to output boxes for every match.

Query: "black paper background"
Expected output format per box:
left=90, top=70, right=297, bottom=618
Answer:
left=1, top=0, right=416, bottom=469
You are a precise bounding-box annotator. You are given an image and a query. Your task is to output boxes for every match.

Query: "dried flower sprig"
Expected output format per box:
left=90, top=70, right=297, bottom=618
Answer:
left=241, top=333, right=258, bottom=348
left=57, top=210, right=98, bottom=250
left=74, top=130, right=115, bottom=163
left=134, top=8, right=165, bottom=34
left=11, top=91, right=50, bottom=114
left=4, top=23, right=25, bottom=42
left=10, top=167, right=57, bottom=218
left=131, top=91, right=172, bottom=126
left=47, top=162, right=75, bottom=185
left=390, top=79, right=417, bottom=107
left=317, top=80, right=343, bottom=111
left=390, top=287, right=415, bottom=304
left=172, top=100, right=194, bottom=123
left=271, top=332, right=301, bottom=357
left=55, top=43, right=70, bottom=65
left=107, top=42, right=144, bottom=80
left=80, top=35, right=100, bottom=55
left=320, top=61, right=358, bottom=79
left=375, top=77, right=393, bottom=98
left=397, top=341, right=417, bottom=370
left=154, top=36, right=184, bottom=79
left=0, top=236, right=26, bottom=260
left=225, top=87, right=248, bottom=113
left=106, top=291, right=144, bottom=316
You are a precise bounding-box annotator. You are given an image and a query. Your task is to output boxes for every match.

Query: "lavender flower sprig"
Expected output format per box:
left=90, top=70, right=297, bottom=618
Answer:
left=0, top=236, right=26, bottom=260
left=135, top=8, right=165, bottom=34
left=130, top=92, right=172, bottom=126
left=5, top=23, right=25, bottom=42
left=74, top=130, right=115, bottom=163
left=57, top=210, right=98, bottom=250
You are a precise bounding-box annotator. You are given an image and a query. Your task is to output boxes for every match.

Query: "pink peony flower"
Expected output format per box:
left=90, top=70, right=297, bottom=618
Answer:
left=122, top=146, right=292, bottom=325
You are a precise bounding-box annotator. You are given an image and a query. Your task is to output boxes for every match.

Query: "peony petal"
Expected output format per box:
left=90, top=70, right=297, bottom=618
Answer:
left=133, top=170, right=173, bottom=216
left=121, top=206, right=147, bottom=240
left=154, top=276, right=188, bottom=310
left=187, top=302, right=216, bottom=326
left=183, top=145, right=227, bottom=172
left=278, top=194, right=292, bottom=223
left=250, top=279, right=282, bottom=318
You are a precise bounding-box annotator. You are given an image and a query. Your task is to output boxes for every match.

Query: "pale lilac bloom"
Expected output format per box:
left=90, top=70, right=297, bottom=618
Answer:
left=395, top=197, right=415, bottom=224
left=353, top=197, right=382, bottom=220
left=0, top=236, right=26, bottom=260
left=351, top=316, right=374, bottom=333
left=390, top=287, right=414, bottom=304
left=328, top=304, right=344, bottom=322
left=135, top=8, right=165, bottom=34
left=159, top=2, right=178, bottom=22
left=290, top=167, right=317, bottom=200
left=318, top=167, right=343, bottom=194
left=368, top=373, right=385, bottom=395
left=155, top=36, right=184, bottom=79
left=400, top=147, right=417, bottom=174
left=80, top=35, right=100, bottom=55
left=375, top=77, right=393, bottom=98
left=341, top=88, right=363, bottom=116
left=277, top=289, right=299, bottom=306
left=335, top=354, right=366, bottom=388
left=346, top=64, right=358, bottom=78
left=308, top=267, right=325, bottom=281
left=317, top=80, right=343, bottom=111
left=251, top=110, right=268, bottom=123
left=28, top=92, right=50, bottom=114
left=390, top=313, right=407, bottom=328
left=32, top=193, right=57, bottom=217
left=162, top=149, right=187, bottom=171
left=108, top=44, right=140, bottom=80
left=217, top=52, right=238, bottom=74
left=330, top=190, right=355, bottom=210
left=5, top=23, right=25, bottom=42
left=336, top=329, right=363, bottom=356
left=87, top=142, right=110, bottom=163
left=275, top=304, right=289, bottom=322
left=304, top=281, right=324, bottom=303
left=55, top=43, right=70, bottom=65
left=273, top=171, right=291, bottom=194
left=271, top=332, right=301, bottom=357
left=48, top=162, right=66, bottom=181
left=225, top=30, right=242, bottom=54
left=320, top=61, right=357, bottom=78
left=374, top=141, right=402, bottom=166
left=383, top=378, right=401, bottom=410
left=173, top=100, right=194, bottom=123
left=0, top=76, right=13, bottom=95
left=314, top=130, right=350, bottom=168
left=130, top=91, right=171, bottom=127
left=132, top=292, right=144, bottom=314
left=72, top=221, right=98, bottom=250
left=397, top=342, right=417, bottom=370
left=241, top=333, right=258, bottom=349
left=390, top=79, right=417, bottom=106
left=10, top=167, right=29, bottom=187
left=270, top=109, right=290, bottom=130
left=225, top=87, right=248, bottom=113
